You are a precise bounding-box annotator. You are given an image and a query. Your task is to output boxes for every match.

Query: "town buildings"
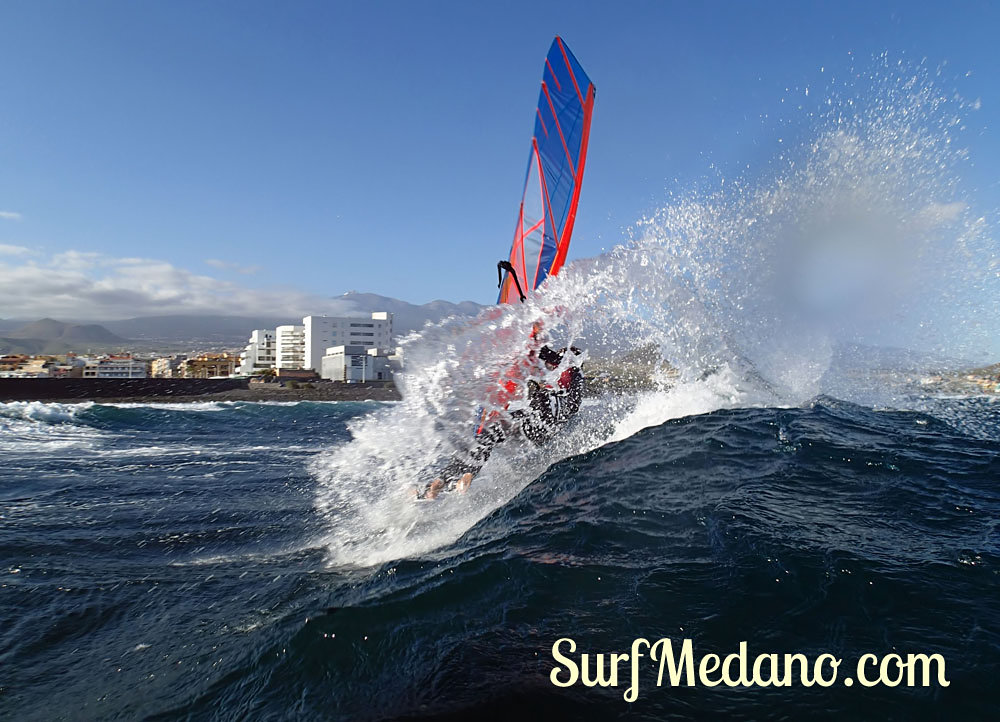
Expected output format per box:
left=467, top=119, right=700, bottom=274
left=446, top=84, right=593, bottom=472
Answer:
left=0, top=310, right=401, bottom=385
left=83, top=355, right=148, bottom=378
left=238, top=329, right=276, bottom=375
left=0, top=354, right=30, bottom=373
left=150, top=356, right=187, bottom=378
left=179, top=353, right=237, bottom=378
left=263, top=312, right=395, bottom=378
left=275, top=325, right=305, bottom=370
left=320, top=345, right=393, bottom=382
left=0, top=354, right=87, bottom=378
left=303, top=312, right=393, bottom=373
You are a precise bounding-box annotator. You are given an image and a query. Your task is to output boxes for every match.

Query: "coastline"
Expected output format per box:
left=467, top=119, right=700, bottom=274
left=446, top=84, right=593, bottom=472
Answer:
left=0, top=378, right=401, bottom=404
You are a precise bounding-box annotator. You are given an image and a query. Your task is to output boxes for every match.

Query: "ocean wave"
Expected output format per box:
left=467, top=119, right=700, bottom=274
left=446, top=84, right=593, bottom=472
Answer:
left=0, top=400, right=95, bottom=424
left=311, top=62, right=995, bottom=568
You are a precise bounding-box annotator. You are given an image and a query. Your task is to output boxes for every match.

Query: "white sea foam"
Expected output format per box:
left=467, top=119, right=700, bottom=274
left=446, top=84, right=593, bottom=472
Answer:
left=0, top=401, right=107, bottom=453
left=104, top=401, right=233, bottom=411
left=0, top=400, right=94, bottom=423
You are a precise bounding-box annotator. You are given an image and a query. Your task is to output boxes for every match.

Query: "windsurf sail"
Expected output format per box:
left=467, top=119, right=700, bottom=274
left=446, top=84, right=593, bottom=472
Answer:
left=498, top=36, right=595, bottom=304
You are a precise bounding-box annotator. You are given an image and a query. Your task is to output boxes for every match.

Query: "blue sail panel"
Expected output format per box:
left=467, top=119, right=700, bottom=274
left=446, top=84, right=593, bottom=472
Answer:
left=500, top=37, right=595, bottom=304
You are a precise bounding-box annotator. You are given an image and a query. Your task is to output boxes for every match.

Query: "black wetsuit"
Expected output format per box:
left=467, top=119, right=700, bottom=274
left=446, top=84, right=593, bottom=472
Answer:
left=520, top=366, right=584, bottom=444
left=430, top=364, right=584, bottom=490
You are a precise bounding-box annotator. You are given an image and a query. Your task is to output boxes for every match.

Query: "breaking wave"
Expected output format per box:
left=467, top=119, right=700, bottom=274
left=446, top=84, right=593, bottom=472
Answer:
left=321, top=62, right=993, bottom=564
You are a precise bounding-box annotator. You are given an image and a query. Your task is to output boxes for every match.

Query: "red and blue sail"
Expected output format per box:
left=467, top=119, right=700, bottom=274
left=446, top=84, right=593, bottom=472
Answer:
left=499, top=37, right=595, bottom=304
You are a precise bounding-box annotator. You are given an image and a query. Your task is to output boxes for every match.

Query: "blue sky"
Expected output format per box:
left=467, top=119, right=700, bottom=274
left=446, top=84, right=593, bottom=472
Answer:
left=0, top=0, right=998, bottom=320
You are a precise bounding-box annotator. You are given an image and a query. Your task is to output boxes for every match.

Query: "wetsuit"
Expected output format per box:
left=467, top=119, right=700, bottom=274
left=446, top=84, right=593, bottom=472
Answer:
left=429, top=357, right=584, bottom=490
left=519, top=366, right=584, bottom=444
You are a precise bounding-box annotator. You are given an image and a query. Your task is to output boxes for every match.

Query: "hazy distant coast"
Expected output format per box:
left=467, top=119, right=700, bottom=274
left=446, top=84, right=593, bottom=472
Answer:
left=0, top=293, right=486, bottom=354
left=918, top=362, right=1000, bottom=396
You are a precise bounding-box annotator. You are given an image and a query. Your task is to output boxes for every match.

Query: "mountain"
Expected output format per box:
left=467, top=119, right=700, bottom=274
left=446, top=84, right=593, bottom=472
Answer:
left=831, top=342, right=980, bottom=373
left=0, top=296, right=487, bottom=352
left=100, top=315, right=291, bottom=344
left=333, top=292, right=486, bottom=338
left=0, top=318, right=127, bottom=354
left=95, top=296, right=486, bottom=347
left=8, top=318, right=124, bottom=343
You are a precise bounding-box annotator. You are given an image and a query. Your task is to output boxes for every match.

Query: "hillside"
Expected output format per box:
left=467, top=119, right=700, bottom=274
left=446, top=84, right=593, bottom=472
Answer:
left=0, top=318, right=127, bottom=354
left=0, top=295, right=486, bottom=352
left=92, top=295, right=485, bottom=346
left=100, top=315, right=291, bottom=344
left=334, top=292, right=485, bottom=337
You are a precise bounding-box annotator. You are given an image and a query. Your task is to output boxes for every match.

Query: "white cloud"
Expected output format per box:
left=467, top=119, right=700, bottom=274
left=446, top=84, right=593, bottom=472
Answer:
left=0, top=211, right=22, bottom=221
left=0, top=243, right=34, bottom=256
left=50, top=250, right=103, bottom=271
left=205, top=258, right=262, bottom=275
left=0, top=248, right=362, bottom=321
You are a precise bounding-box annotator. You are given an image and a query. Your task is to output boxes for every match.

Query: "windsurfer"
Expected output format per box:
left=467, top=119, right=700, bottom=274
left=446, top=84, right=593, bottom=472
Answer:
left=520, top=345, right=584, bottom=444
left=417, top=342, right=584, bottom=500
left=414, top=37, right=594, bottom=501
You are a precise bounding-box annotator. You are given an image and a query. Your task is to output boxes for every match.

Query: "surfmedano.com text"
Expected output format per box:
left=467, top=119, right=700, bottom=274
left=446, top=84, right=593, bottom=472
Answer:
left=549, top=638, right=950, bottom=702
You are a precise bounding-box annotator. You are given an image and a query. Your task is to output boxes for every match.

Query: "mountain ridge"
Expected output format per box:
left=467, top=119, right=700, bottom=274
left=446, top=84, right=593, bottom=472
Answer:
left=0, top=293, right=486, bottom=350
left=0, top=318, right=127, bottom=354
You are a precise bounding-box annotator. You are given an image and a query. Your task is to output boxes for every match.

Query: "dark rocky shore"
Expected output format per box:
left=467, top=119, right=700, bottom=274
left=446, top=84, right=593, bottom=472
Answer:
left=124, top=383, right=401, bottom=404
left=0, top=377, right=401, bottom=403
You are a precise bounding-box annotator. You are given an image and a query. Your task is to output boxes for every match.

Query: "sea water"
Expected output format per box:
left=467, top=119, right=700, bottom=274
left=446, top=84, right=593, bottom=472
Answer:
left=2, top=63, right=998, bottom=719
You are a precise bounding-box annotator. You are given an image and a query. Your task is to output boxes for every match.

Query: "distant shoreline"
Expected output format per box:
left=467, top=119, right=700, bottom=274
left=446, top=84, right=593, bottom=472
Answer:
left=5, top=389, right=403, bottom=404
left=0, top=377, right=401, bottom=404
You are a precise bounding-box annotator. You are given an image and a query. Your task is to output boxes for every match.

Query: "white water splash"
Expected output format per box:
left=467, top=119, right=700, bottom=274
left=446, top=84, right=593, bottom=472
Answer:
left=0, top=401, right=107, bottom=453
left=312, top=62, right=996, bottom=567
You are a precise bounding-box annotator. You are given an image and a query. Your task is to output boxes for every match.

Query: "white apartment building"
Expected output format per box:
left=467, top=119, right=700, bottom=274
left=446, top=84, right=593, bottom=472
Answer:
left=303, top=312, right=393, bottom=372
left=320, top=345, right=393, bottom=382
left=275, top=325, right=305, bottom=370
left=238, top=329, right=276, bottom=375
left=83, top=356, right=148, bottom=378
